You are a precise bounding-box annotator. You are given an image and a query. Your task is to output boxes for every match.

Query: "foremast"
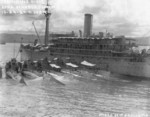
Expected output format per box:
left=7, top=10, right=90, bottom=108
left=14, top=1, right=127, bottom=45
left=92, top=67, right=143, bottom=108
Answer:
left=44, top=0, right=51, bottom=45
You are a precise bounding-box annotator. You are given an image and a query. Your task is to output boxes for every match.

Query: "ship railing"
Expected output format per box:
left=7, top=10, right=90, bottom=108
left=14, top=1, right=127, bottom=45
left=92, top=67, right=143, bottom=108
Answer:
left=49, top=47, right=130, bottom=54
left=50, top=52, right=134, bottom=60
left=52, top=41, right=129, bottom=45
left=21, top=44, right=50, bottom=51
left=51, top=43, right=133, bottom=51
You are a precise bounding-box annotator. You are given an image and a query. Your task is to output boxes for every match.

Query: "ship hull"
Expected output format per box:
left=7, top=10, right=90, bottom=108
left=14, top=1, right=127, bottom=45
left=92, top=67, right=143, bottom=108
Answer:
left=108, top=60, right=150, bottom=79
left=20, top=47, right=50, bottom=61
left=20, top=47, right=150, bottom=79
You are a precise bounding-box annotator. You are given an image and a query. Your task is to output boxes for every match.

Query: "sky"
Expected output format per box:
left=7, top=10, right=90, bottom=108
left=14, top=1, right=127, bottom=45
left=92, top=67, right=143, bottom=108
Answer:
left=1, top=0, right=150, bottom=37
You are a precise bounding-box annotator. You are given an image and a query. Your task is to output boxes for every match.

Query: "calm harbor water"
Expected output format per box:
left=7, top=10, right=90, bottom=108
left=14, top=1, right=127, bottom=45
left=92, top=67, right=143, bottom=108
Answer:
left=0, top=43, right=150, bottom=117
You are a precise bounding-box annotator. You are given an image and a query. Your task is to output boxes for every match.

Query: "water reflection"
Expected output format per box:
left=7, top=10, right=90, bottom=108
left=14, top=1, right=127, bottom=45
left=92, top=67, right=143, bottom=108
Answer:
left=0, top=43, right=150, bottom=116
left=0, top=73, right=150, bottom=116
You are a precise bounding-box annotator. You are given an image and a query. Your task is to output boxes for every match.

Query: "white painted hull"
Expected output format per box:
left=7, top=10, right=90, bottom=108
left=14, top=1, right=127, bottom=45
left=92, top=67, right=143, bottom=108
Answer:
left=6, top=71, right=26, bottom=85
left=20, top=47, right=150, bottom=79
left=22, top=71, right=44, bottom=85
left=20, top=47, right=49, bottom=61
left=7, top=71, right=22, bottom=82
left=47, top=72, right=66, bottom=85
left=23, top=71, right=43, bottom=79
left=47, top=71, right=79, bottom=85
left=109, top=61, right=150, bottom=78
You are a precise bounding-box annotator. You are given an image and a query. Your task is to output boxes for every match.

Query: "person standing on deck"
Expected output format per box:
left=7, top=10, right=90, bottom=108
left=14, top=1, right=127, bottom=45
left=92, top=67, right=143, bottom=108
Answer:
left=22, top=60, right=28, bottom=71
left=33, top=39, right=38, bottom=46
left=10, top=58, right=19, bottom=73
left=5, top=61, right=11, bottom=72
left=41, top=57, right=50, bottom=74
left=26, top=60, right=34, bottom=72
left=36, top=60, right=42, bottom=72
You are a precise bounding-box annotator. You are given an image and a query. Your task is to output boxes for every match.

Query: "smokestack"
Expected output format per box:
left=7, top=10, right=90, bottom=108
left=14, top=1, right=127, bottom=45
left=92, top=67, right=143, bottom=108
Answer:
left=79, top=30, right=82, bottom=37
left=84, top=14, right=93, bottom=37
left=99, top=32, right=104, bottom=38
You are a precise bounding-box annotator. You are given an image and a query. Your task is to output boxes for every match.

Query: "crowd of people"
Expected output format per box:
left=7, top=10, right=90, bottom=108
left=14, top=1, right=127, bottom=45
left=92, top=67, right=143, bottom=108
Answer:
left=5, top=57, right=51, bottom=74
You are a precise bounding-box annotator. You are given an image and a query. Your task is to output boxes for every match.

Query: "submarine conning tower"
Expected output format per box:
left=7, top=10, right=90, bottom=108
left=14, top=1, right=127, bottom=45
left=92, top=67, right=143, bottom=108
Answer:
left=84, top=14, right=93, bottom=37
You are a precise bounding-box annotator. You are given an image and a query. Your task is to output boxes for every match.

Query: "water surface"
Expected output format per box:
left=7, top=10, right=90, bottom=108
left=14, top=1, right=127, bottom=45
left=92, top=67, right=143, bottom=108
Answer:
left=0, top=43, right=150, bottom=117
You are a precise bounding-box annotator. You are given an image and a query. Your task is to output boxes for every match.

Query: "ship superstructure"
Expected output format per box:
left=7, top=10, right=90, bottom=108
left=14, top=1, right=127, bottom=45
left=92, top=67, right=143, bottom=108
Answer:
left=49, top=37, right=134, bottom=60
left=20, top=1, right=150, bottom=78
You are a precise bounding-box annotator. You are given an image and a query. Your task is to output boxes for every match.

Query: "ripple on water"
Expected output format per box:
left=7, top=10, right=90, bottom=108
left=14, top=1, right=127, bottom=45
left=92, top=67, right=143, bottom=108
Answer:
left=0, top=69, right=150, bottom=116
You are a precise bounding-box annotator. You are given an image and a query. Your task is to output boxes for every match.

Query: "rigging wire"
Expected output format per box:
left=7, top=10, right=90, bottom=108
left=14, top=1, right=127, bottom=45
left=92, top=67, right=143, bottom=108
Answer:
left=32, top=21, right=41, bottom=44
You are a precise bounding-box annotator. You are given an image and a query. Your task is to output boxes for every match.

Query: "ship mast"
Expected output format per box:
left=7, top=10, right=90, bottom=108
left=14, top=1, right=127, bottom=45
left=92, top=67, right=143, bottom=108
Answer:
left=44, top=0, right=51, bottom=45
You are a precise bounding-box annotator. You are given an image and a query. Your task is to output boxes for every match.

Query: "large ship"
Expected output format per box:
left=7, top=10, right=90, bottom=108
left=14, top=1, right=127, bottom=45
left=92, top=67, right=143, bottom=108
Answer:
left=20, top=2, right=150, bottom=78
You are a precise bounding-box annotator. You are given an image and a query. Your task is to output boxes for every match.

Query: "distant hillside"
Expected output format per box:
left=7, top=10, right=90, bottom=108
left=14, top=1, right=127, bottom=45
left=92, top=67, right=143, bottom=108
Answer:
left=0, top=33, right=45, bottom=44
left=133, top=37, right=150, bottom=46
left=0, top=33, right=150, bottom=46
